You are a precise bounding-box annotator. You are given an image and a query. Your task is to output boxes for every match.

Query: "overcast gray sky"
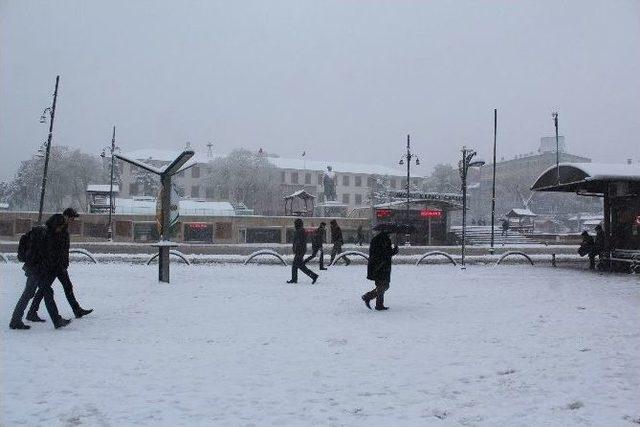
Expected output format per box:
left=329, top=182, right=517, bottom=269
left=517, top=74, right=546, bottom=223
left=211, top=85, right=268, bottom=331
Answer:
left=1, top=0, right=639, bottom=181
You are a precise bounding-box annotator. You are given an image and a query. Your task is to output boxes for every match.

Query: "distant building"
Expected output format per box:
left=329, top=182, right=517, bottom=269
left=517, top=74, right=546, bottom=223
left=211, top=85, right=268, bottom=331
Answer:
left=117, top=148, right=418, bottom=214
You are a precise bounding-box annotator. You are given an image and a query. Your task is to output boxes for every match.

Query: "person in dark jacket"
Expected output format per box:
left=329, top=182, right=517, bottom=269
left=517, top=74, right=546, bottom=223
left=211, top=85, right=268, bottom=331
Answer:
left=594, top=224, right=605, bottom=255
left=329, top=219, right=350, bottom=265
left=362, top=223, right=399, bottom=311
left=287, top=218, right=319, bottom=284
left=9, top=214, right=71, bottom=329
left=501, top=218, right=510, bottom=237
left=578, top=230, right=597, bottom=269
left=303, top=222, right=327, bottom=270
left=356, top=225, right=364, bottom=246
left=27, top=208, right=92, bottom=321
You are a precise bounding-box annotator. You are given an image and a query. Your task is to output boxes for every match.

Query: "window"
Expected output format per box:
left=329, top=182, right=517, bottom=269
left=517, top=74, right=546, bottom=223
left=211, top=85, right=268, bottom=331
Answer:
left=191, top=185, right=200, bottom=198
left=367, top=176, right=375, bottom=187
left=355, top=194, right=363, bottom=205
left=192, top=166, right=200, bottom=179
left=355, top=176, right=362, bottom=187
left=205, top=187, right=216, bottom=199
left=291, top=172, right=299, bottom=184
left=342, top=193, right=350, bottom=204
left=305, top=173, right=311, bottom=185
left=129, top=183, right=139, bottom=195
left=281, top=171, right=286, bottom=183
left=342, top=175, right=350, bottom=186
left=390, top=179, right=396, bottom=189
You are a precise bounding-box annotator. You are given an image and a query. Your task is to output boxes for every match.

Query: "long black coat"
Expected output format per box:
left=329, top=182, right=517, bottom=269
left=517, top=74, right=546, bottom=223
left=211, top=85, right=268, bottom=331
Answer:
left=367, top=232, right=398, bottom=282
left=292, top=228, right=307, bottom=257
left=330, top=224, right=343, bottom=245
left=311, top=227, right=325, bottom=250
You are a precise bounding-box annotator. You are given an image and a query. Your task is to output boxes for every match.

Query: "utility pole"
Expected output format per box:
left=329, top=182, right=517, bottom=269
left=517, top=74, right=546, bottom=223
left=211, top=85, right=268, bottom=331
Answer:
left=398, top=134, right=419, bottom=246
left=553, top=111, right=559, bottom=184
left=37, top=75, right=60, bottom=224
left=490, top=108, right=497, bottom=254
left=108, top=126, right=116, bottom=240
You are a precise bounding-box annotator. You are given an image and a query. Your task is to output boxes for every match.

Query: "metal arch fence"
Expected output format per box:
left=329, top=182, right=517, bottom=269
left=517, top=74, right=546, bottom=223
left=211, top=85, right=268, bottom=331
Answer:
left=69, top=248, right=98, bottom=264
left=0, top=253, right=8, bottom=263
left=244, top=249, right=288, bottom=266
left=415, top=251, right=457, bottom=266
left=147, top=250, right=191, bottom=266
left=495, top=251, right=534, bottom=266
left=329, top=251, right=369, bottom=266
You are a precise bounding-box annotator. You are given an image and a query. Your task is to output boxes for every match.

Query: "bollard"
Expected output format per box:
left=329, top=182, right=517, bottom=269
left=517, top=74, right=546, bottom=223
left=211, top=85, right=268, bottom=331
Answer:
left=551, top=253, right=557, bottom=267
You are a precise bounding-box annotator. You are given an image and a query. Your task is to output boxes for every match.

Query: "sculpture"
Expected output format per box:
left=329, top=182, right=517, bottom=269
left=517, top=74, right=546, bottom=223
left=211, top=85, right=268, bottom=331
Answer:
left=322, top=166, right=337, bottom=202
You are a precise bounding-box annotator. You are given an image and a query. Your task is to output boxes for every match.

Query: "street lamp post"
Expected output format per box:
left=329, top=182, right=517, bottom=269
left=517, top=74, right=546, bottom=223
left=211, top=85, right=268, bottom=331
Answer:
left=552, top=111, right=560, bottom=184
left=37, top=75, right=60, bottom=224
left=398, top=134, right=420, bottom=246
left=101, top=126, right=120, bottom=241
left=458, top=146, right=485, bottom=269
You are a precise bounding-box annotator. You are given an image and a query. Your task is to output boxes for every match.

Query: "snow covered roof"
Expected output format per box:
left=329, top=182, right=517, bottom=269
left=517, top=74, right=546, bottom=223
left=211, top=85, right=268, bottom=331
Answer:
left=532, top=162, right=640, bottom=193
left=113, top=197, right=237, bottom=216
left=119, top=148, right=408, bottom=177
left=568, top=214, right=603, bottom=221
left=283, top=189, right=316, bottom=200
left=507, top=208, right=537, bottom=217
left=87, top=184, right=120, bottom=193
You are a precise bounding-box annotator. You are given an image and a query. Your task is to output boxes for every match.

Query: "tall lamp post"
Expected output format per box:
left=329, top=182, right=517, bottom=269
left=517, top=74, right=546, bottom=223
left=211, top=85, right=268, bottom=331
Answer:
left=458, top=146, right=485, bottom=269
left=552, top=111, right=560, bottom=184
left=398, top=134, right=420, bottom=246
left=37, top=75, right=60, bottom=224
left=100, top=126, right=120, bottom=241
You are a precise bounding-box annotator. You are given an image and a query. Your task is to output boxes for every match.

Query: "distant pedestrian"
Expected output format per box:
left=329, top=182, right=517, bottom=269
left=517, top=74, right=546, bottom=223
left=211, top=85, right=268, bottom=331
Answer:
left=304, top=222, right=327, bottom=270
left=362, top=223, right=399, bottom=311
left=287, top=218, right=318, bottom=284
left=329, top=220, right=350, bottom=266
left=356, top=225, right=364, bottom=246
left=27, top=208, right=93, bottom=321
left=578, top=230, right=596, bottom=269
left=501, top=218, right=510, bottom=237
left=594, top=224, right=605, bottom=255
left=9, top=214, right=71, bottom=330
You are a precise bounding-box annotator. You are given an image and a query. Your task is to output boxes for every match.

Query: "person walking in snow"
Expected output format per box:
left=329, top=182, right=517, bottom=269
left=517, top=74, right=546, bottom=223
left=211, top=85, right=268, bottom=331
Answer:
left=501, top=218, right=510, bottom=237
left=329, top=219, right=350, bottom=266
left=287, top=218, right=319, bottom=284
left=362, top=223, right=399, bottom=311
left=356, top=225, right=364, bottom=246
left=26, top=208, right=93, bottom=321
left=9, top=214, right=71, bottom=330
left=304, top=222, right=327, bottom=270
left=578, top=230, right=597, bottom=270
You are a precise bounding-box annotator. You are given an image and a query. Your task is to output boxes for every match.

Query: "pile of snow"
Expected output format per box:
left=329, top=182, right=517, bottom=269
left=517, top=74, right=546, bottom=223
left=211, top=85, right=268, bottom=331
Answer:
left=1, top=264, right=638, bottom=426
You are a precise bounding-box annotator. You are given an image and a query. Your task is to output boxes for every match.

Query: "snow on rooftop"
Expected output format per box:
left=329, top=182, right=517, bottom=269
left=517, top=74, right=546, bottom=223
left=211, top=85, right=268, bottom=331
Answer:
left=114, top=197, right=236, bottom=216
left=508, top=208, right=537, bottom=217
left=87, top=184, right=120, bottom=193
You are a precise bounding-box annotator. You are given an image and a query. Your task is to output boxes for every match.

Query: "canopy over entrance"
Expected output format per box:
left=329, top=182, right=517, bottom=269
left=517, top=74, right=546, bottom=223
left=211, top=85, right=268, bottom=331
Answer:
left=531, top=163, right=640, bottom=195
left=283, top=189, right=316, bottom=217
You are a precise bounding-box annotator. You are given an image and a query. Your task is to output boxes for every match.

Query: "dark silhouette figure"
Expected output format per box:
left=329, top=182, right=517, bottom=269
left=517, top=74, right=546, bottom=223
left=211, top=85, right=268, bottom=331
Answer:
left=501, top=218, right=510, bottom=237
left=287, top=218, right=318, bottom=284
left=362, top=224, right=399, bottom=311
left=304, top=222, right=327, bottom=270
left=27, top=208, right=92, bottom=321
left=9, top=214, right=71, bottom=330
left=329, top=220, right=350, bottom=265
left=578, top=230, right=597, bottom=269
left=356, top=225, right=364, bottom=246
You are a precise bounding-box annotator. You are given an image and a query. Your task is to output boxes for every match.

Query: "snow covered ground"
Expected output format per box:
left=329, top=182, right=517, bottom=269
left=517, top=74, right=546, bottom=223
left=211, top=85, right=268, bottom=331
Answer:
left=1, top=262, right=639, bottom=427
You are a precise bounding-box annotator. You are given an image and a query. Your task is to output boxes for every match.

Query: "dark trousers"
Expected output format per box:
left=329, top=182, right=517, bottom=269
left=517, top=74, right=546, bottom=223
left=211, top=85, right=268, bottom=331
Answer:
left=329, top=243, right=350, bottom=265
left=303, top=247, right=324, bottom=269
left=29, top=269, right=80, bottom=315
left=291, top=254, right=318, bottom=282
left=11, top=274, right=60, bottom=323
left=363, top=280, right=390, bottom=307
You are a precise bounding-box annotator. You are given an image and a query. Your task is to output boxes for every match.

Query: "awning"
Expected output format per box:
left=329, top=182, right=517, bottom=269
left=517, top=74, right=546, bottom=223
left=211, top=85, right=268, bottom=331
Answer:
left=531, top=163, right=640, bottom=194
left=283, top=189, right=316, bottom=200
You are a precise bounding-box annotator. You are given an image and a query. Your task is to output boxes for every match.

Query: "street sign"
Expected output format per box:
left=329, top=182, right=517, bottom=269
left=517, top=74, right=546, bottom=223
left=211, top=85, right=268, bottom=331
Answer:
left=156, top=184, right=180, bottom=233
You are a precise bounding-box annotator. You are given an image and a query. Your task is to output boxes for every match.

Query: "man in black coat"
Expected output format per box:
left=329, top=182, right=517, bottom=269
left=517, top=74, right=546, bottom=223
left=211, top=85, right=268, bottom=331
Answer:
left=303, top=222, right=327, bottom=270
left=27, top=208, right=92, bottom=321
left=287, top=218, right=319, bottom=284
left=578, top=230, right=597, bottom=269
left=329, top=219, right=350, bottom=266
left=362, top=223, right=399, bottom=310
left=9, top=214, right=71, bottom=329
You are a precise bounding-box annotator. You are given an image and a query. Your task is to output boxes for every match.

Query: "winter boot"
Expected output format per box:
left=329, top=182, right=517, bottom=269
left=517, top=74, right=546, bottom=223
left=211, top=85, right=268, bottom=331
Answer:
left=9, top=320, right=31, bottom=330
left=286, top=280, right=297, bottom=284
left=311, top=274, right=319, bottom=284
left=73, top=307, right=93, bottom=319
left=361, top=292, right=375, bottom=310
left=54, top=317, right=72, bottom=329
left=26, top=312, right=46, bottom=322
left=375, top=294, right=389, bottom=311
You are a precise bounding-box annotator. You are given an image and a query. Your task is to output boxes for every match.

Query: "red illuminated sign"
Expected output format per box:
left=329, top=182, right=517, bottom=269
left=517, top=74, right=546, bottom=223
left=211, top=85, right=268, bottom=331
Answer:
left=376, top=209, right=393, bottom=219
left=420, top=209, right=443, bottom=218
left=187, top=223, right=209, bottom=229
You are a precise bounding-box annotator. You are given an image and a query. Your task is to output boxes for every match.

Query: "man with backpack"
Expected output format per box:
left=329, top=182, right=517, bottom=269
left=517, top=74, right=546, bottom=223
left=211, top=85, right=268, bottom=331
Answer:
left=26, top=208, right=92, bottom=322
left=9, top=214, right=71, bottom=330
left=303, top=222, right=327, bottom=270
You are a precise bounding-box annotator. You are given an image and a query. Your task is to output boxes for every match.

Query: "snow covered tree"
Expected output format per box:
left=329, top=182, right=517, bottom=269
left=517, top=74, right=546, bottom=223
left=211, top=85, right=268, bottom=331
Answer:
left=206, top=149, right=281, bottom=215
left=423, top=163, right=461, bottom=193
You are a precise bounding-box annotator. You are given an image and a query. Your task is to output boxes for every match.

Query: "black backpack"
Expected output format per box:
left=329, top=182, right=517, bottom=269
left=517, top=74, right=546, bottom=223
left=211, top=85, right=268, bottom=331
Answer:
left=17, top=226, right=44, bottom=263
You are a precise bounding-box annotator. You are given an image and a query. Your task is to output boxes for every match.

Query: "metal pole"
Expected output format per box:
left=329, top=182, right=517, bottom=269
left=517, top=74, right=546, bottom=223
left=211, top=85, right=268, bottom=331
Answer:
left=406, top=134, right=411, bottom=246
left=108, top=126, right=116, bottom=241
left=553, top=112, right=560, bottom=184
left=37, top=75, right=60, bottom=224
left=490, top=108, right=497, bottom=254
left=159, top=174, right=172, bottom=283
left=461, top=148, right=467, bottom=268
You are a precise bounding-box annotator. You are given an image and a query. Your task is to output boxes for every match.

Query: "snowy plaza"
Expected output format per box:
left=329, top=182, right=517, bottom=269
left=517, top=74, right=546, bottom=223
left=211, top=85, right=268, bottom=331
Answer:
left=1, top=262, right=639, bottom=427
